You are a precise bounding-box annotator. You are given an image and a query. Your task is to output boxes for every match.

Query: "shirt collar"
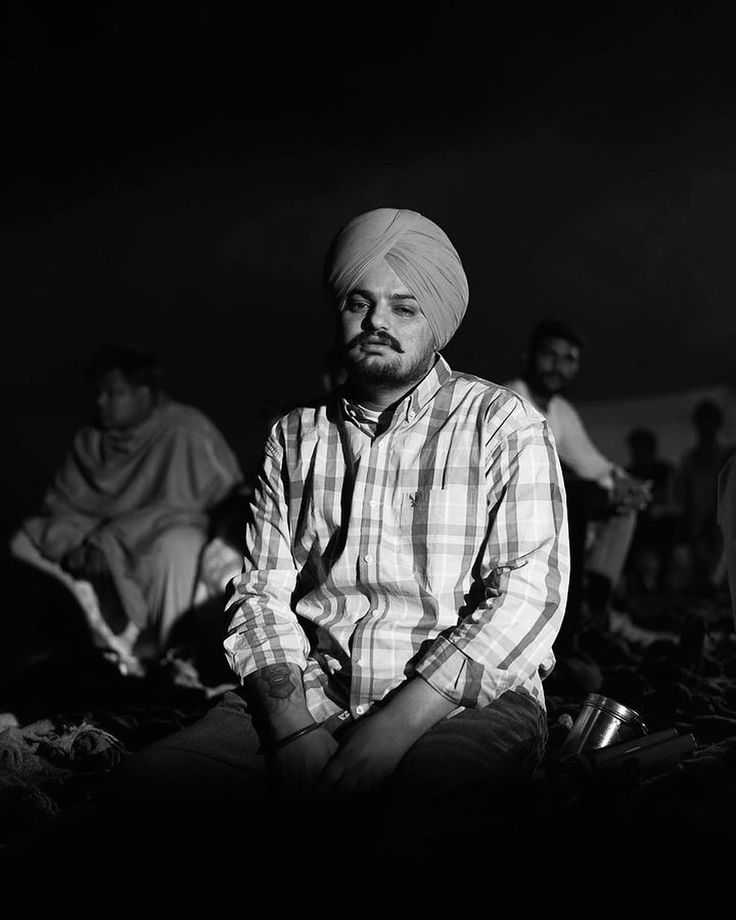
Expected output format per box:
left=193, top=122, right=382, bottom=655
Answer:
left=341, top=353, right=453, bottom=428
left=403, top=353, right=452, bottom=421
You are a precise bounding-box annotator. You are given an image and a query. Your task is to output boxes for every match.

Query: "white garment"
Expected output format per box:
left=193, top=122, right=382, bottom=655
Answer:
left=9, top=529, right=140, bottom=666
left=11, top=526, right=231, bottom=667
left=504, top=378, right=615, bottom=489
left=505, top=378, right=635, bottom=589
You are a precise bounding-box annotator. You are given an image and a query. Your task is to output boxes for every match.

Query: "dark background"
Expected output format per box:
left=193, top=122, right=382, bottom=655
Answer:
left=3, top=1, right=736, bottom=529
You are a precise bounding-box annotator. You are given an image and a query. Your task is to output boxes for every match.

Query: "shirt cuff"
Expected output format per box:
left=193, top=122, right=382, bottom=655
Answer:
left=414, top=637, right=488, bottom=708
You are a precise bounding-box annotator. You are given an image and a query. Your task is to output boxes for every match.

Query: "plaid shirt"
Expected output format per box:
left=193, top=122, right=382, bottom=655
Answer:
left=225, top=356, right=569, bottom=723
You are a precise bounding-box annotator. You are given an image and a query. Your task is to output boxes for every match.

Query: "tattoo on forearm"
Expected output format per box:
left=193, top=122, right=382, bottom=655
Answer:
left=262, top=664, right=296, bottom=699
left=245, top=663, right=307, bottom=720
left=250, top=664, right=297, bottom=700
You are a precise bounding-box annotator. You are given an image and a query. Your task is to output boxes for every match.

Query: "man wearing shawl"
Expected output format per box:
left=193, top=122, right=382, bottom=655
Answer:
left=10, top=344, right=244, bottom=671
left=101, top=209, right=569, bottom=905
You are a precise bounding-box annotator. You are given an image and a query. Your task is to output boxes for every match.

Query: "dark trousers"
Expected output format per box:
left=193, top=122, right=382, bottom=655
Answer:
left=557, top=472, right=613, bottom=651
left=56, top=687, right=548, bottom=910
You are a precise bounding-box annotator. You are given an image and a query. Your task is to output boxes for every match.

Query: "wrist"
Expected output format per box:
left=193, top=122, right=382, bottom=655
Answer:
left=375, top=677, right=457, bottom=741
left=270, top=721, right=322, bottom=752
left=266, top=706, right=316, bottom=737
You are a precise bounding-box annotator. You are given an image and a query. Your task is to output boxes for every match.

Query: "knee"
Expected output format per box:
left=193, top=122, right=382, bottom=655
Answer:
left=153, top=526, right=206, bottom=565
left=101, top=735, right=269, bottom=834
left=9, top=528, right=34, bottom=561
left=101, top=744, right=196, bottom=821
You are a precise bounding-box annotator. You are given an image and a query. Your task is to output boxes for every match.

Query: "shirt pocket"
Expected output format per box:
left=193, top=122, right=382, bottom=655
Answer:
left=399, top=485, right=480, bottom=594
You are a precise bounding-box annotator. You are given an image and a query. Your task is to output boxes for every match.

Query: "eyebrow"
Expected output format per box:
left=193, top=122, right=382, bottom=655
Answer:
left=349, top=288, right=418, bottom=301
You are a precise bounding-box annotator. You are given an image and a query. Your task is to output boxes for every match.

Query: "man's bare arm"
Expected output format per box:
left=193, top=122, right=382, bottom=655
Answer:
left=244, top=662, right=338, bottom=796
left=244, top=662, right=315, bottom=740
left=314, top=677, right=458, bottom=797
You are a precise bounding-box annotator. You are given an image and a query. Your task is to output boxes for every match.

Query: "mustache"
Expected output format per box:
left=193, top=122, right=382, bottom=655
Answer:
left=347, top=331, right=404, bottom=353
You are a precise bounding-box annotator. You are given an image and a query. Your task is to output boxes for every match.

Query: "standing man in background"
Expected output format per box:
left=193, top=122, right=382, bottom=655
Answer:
left=718, top=451, right=736, bottom=630
left=674, top=399, right=734, bottom=595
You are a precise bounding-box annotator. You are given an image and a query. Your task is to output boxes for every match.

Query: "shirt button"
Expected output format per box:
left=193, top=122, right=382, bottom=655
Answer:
left=364, top=554, right=373, bottom=562
left=355, top=705, right=366, bottom=715
left=369, top=500, right=376, bottom=508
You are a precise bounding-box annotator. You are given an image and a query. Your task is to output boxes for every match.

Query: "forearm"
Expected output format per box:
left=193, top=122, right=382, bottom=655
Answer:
left=244, top=662, right=315, bottom=741
left=311, top=677, right=458, bottom=798
left=22, top=513, right=95, bottom=564
left=417, top=550, right=567, bottom=706
left=419, top=415, right=569, bottom=707
left=372, top=676, right=458, bottom=747
left=224, top=441, right=309, bottom=682
left=557, top=407, right=614, bottom=486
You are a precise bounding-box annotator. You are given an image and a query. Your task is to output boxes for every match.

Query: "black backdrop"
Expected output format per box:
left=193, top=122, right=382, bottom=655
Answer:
left=4, top=1, right=736, bottom=526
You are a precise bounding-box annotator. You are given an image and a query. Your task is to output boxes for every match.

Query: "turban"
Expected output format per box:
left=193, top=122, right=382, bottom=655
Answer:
left=324, top=208, right=469, bottom=350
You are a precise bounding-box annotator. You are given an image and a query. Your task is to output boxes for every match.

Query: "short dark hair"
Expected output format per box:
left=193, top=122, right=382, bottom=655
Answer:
left=85, top=344, right=162, bottom=391
left=527, top=317, right=586, bottom=355
left=692, top=398, right=723, bottom=429
left=627, top=427, right=657, bottom=452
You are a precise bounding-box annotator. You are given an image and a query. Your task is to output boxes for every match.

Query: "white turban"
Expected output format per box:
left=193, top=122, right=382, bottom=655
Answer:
left=324, top=207, right=469, bottom=350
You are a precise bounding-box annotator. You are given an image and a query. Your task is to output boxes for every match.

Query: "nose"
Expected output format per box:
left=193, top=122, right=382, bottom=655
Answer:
left=363, top=300, right=391, bottom=330
left=550, top=355, right=571, bottom=374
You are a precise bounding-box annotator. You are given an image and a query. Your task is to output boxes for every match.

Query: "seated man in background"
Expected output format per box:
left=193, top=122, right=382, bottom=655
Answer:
left=506, top=318, right=651, bottom=651
left=624, top=426, right=681, bottom=594
left=9, top=344, right=244, bottom=674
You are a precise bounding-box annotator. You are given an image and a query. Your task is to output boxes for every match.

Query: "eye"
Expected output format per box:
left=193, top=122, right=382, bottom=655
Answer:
left=345, top=299, right=369, bottom=313
left=393, top=303, right=417, bottom=316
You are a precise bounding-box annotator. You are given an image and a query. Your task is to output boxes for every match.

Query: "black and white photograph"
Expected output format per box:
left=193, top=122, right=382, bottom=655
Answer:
left=2, top=3, right=736, bottom=914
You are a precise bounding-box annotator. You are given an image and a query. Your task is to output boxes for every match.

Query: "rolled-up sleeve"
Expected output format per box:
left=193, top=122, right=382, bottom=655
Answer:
left=415, top=412, right=570, bottom=708
left=223, top=435, right=310, bottom=682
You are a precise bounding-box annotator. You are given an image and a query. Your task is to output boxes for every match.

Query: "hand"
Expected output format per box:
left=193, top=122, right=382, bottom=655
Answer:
left=61, top=543, right=108, bottom=578
left=312, top=711, right=412, bottom=802
left=273, top=727, right=338, bottom=800
left=610, top=472, right=652, bottom=513
left=61, top=545, right=88, bottom=577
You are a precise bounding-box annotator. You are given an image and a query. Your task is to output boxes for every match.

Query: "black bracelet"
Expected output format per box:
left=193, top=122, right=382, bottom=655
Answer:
left=271, top=721, right=322, bottom=751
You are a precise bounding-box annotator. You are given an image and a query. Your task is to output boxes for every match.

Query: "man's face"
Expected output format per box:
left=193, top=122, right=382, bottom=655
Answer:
left=339, top=259, right=436, bottom=389
left=528, top=335, right=581, bottom=396
left=94, top=368, right=154, bottom=430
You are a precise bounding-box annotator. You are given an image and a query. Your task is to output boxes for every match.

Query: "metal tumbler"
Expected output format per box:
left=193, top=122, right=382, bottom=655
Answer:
left=559, top=693, right=648, bottom=760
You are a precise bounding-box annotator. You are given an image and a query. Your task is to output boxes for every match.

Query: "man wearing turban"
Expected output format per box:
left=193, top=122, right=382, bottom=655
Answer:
left=98, top=208, right=570, bottom=908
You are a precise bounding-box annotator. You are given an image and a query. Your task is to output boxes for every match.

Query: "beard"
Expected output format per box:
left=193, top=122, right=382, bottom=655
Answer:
left=534, top=374, right=567, bottom=398
left=346, top=339, right=436, bottom=389
left=524, top=364, right=567, bottom=399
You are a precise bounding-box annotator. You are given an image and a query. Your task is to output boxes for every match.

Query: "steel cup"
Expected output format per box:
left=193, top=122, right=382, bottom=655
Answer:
left=559, top=693, right=648, bottom=759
